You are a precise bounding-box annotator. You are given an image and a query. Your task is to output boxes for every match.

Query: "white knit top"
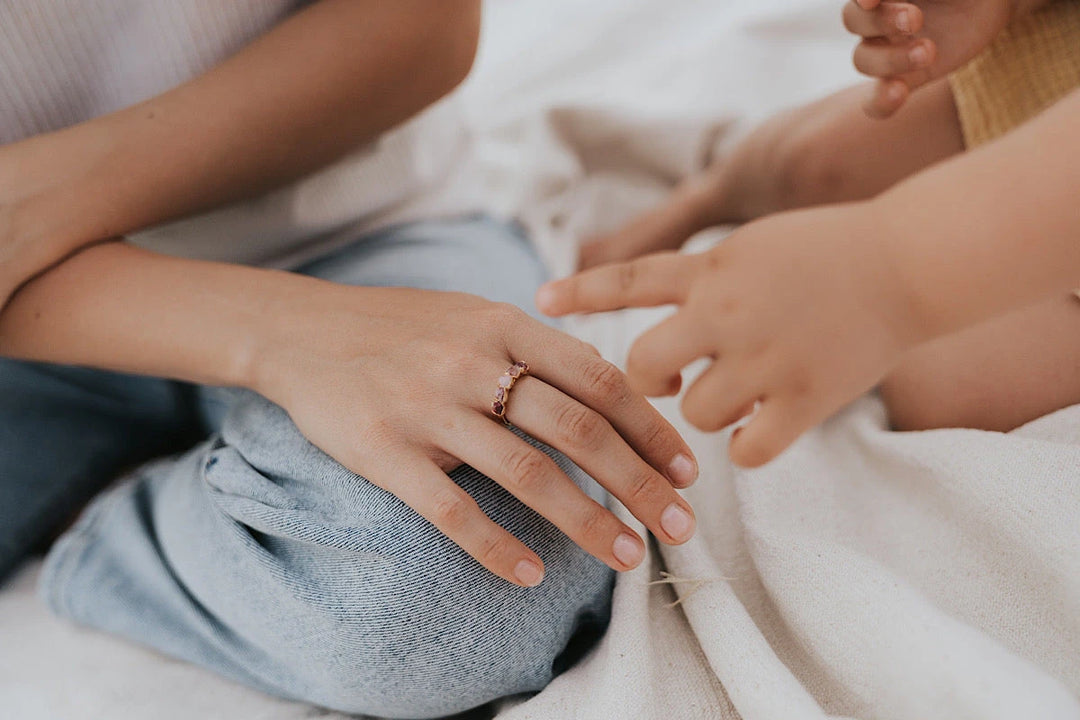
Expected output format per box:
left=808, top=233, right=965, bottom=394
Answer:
left=0, top=1, right=468, bottom=266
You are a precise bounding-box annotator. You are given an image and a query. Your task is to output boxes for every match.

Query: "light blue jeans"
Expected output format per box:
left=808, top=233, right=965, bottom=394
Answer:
left=2, top=216, right=614, bottom=718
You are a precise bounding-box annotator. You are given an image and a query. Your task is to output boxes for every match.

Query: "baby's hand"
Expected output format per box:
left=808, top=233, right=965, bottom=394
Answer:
left=539, top=203, right=924, bottom=467
left=579, top=110, right=802, bottom=270
left=844, top=0, right=1039, bottom=118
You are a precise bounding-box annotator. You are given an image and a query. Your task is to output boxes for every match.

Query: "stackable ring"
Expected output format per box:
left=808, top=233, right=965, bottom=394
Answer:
left=491, top=361, right=530, bottom=425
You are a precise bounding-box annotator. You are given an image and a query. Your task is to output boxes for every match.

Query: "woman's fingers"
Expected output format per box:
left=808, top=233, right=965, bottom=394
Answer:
left=509, top=324, right=699, bottom=488
left=853, top=37, right=935, bottom=79
left=536, top=252, right=693, bottom=316
left=843, top=1, right=922, bottom=39
left=503, top=377, right=696, bottom=545
left=370, top=453, right=546, bottom=587
left=441, top=412, right=648, bottom=571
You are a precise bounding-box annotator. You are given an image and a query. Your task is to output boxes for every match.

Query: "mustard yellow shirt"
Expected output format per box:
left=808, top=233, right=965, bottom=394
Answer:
left=949, top=0, right=1080, bottom=148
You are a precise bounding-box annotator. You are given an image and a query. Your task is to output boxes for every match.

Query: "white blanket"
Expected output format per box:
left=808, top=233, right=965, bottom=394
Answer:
left=3, top=1, right=1079, bottom=718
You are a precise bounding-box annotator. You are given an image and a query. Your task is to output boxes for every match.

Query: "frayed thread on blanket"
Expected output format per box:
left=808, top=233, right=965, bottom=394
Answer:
left=648, top=571, right=732, bottom=608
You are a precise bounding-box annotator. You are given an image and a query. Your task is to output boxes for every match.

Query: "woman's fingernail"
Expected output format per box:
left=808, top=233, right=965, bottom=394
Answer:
left=668, top=453, right=698, bottom=487
left=535, top=284, right=558, bottom=313
left=895, top=10, right=911, bottom=33
left=909, top=45, right=929, bottom=67
left=661, top=503, right=695, bottom=543
left=613, top=533, right=645, bottom=568
left=514, top=560, right=545, bottom=587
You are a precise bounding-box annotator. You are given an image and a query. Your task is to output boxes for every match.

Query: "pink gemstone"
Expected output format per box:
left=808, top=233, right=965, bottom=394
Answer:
left=515, top=361, right=529, bottom=372
left=508, top=365, right=522, bottom=378
left=498, top=375, right=513, bottom=389
left=492, top=401, right=505, bottom=415
left=495, top=387, right=506, bottom=401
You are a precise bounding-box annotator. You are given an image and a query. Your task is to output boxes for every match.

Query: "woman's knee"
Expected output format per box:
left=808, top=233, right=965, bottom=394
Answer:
left=251, top=523, right=613, bottom=717
left=201, top=389, right=614, bottom=715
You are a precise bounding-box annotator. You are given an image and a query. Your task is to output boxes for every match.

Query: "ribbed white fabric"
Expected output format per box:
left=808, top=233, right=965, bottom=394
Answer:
left=0, top=0, right=469, bottom=266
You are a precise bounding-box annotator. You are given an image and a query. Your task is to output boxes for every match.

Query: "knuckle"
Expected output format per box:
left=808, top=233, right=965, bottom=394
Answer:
left=430, top=489, right=472, bottom=530
left=578, top=339, right=602, bottom=358
left=486, top=301, right=527, bottom=332
left=360, top=419, right=399, bottom=453
left=624, top=470, right=660, bottom=506
left=503, top=448, right=552, bottom=493
left=555, top=402, right=607, bottom=449
left=578, top=505, right=612, bottom=541
left=584, top=359, right=631, bottom=405
left=476, top=531, right=512, bottom=567
left=641, top=416, right=672, bottom=452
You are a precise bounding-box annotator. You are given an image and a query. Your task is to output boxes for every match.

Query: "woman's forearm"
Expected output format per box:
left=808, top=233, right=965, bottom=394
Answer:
left=875, top=87, right=1080, bottom=341
left=0, top=242, right=334, bottom=391
left=0, top=0, right=480, bottom=304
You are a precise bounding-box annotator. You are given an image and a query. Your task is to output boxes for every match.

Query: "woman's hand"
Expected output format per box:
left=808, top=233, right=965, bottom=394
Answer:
left=541, top=203, right=926, bottom=468
left=843, top=0, right=1050, bottom=118
left=251, top=286, right=699, bottom=587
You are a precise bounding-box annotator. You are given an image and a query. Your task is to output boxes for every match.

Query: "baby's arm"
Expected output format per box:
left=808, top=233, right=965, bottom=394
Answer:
left=876, top=86, right=1080, bottom=337
left=544, top=86, right=1080, bottom=466
left=582, top=78, right=963, bottom=267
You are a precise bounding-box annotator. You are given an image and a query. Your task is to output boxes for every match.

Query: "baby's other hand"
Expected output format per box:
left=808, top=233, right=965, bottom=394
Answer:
left=580, top=108, right=805, bottom=270
left=844, top=0, right=1041, bottom=118
left=579, top=165, right=730, bottom=270
left=541, top=203, right=925, bottom=467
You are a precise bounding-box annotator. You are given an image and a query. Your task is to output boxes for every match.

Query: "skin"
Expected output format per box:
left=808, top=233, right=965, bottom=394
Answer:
left=0, top=0, right=700, bottom=587
left=844, top=0, right=1053, bottom=117
left=539, top=80, right=1080, bottom=467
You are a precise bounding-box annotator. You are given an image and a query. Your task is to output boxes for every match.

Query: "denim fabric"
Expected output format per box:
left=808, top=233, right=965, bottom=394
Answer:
left=7, top=216, right=615, bottom=718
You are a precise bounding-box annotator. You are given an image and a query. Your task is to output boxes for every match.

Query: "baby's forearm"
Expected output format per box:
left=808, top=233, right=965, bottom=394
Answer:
left=875, top=87, right=1080, bottom=341
left=726, top=79, right=964, bottom=219
left=0, top=0, right=479, bottom=306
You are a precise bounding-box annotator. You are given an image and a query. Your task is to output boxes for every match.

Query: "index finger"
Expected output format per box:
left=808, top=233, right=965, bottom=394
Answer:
left=510, top=322, right=699, bottom=489
left=536, top=252, right=692, bottom=317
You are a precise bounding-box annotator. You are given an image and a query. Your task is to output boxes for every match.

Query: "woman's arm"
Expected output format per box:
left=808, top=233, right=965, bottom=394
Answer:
left=0, top=241, right=700, bottom=588
left=0, top=241, right=301, bottom=387
left=0, top=0, right=480, bottom=306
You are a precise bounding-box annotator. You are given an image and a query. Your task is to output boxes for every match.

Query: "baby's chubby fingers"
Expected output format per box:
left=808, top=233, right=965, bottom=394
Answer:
left=843, top=1, right=922, bottom=39
left=536, top=252, right=694, bottom=317
left=864, top=79, right=910, bottom=119
left=853, top=36, right=935, bottom=79
left=625, top=310, right=713, bottom=397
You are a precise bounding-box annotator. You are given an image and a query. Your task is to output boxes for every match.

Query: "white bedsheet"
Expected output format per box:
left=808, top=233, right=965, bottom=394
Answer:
left=4, top=1, right=1079, bottom=718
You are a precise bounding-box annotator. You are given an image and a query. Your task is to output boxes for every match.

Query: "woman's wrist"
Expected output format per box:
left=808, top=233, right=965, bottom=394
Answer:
left=240, top=276, right=372, bottom=406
